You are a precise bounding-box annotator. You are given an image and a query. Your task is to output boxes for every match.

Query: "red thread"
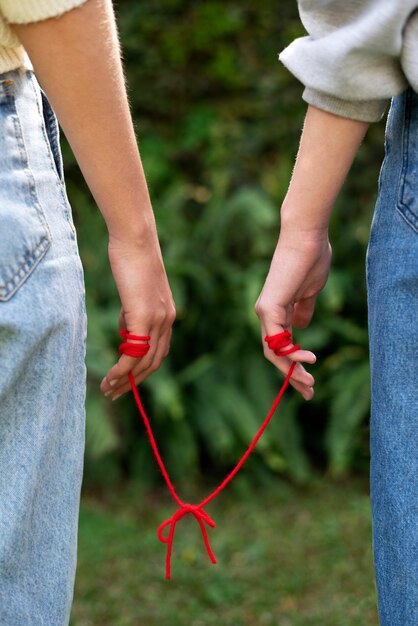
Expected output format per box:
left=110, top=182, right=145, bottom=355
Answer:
left=120, top=329, right=299, bottom=579
left=264, top=332, right=300, bottom=356
left=119, top=330, right=151, bottom=358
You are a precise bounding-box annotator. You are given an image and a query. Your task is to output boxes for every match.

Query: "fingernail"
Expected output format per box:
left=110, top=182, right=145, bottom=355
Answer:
left=109, top=379, right=118, bottom=387
left=104, top=390, right=112, bottom=397
left=112, top=393, right=122, bottom=401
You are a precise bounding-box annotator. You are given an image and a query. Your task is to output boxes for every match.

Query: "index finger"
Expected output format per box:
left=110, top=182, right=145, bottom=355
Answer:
left=260, top=323, right=316, bottom=396
left=263, top=324, right=316, bottom=365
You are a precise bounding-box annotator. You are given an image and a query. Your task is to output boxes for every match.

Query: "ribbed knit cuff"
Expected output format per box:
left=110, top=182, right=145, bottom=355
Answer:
left=1, top=0, right=88, bottom=24
left=303, top=87, right=389, bottom=123
left=0, top=45, right=26, bottom=72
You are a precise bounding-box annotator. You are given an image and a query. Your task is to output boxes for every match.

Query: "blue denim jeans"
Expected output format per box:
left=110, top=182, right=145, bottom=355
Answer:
left=367, top=88, right=418, bottom=625
left=0, top=69, right=86, bottom=625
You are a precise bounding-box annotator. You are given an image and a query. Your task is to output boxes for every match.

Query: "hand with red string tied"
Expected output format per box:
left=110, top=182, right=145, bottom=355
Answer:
left=255, top=224, right=332, bottom=400
left=101, top=326, right=153, bottom=401
left=100, top=230, right=176, bottom=401
left=262, top=326, right=316, bottom=400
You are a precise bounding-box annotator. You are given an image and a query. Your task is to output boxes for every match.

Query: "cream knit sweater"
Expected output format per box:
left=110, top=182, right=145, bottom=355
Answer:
left=0, top=0, right=87, bottom=73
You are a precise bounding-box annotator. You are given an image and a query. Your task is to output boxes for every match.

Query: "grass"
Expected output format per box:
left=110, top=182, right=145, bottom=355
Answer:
left=71, top=477, right=378, bottom=626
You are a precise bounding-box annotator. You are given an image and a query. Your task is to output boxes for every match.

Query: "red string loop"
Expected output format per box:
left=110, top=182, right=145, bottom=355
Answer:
left=118, top=330, right=151, bottom=358
left=119, top=330, right=300, bottom=579
left=264, top=329, right=300, bottom=356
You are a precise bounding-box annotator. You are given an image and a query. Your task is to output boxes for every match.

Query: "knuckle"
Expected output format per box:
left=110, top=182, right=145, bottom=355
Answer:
left=153, top=303, right=176, bottom=327
left=153, top=309, right=167, bottom=325
left=167, top=306, right=176, bottom=324
left=254, top=300, right=267, bottom=318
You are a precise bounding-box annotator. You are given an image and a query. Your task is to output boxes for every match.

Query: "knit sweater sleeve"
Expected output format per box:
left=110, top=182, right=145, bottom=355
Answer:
left=0, top=0, right=88, bottom=24
left=279, top=0, right=418, bottom=122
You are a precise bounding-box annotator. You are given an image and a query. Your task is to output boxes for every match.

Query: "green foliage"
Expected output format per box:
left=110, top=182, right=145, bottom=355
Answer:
left=64, top=0, right=385, bottom=488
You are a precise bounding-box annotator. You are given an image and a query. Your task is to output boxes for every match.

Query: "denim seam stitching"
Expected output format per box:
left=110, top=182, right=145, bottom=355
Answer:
left=30, top=79, right=62, bottom=194
left=28, top=74, right=76, bottom=234
left=396, top=88, right=418, bottom=235
left=0, top=239, right=51, bottom=301
left=31, top=78, right=63, bottom=189
left=0, top=80, right=52, bottom=301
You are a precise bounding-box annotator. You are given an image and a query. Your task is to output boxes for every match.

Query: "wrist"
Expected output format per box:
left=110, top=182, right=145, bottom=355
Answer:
left=107, top=208, right=158, bottom=249
left=279, top=207, right=329, bottom=244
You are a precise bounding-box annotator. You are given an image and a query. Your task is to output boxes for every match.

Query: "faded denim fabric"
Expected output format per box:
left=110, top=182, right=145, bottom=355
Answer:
left=367, top=88, right=418, bottom=625
left=0, top=69, right=86, bottom=625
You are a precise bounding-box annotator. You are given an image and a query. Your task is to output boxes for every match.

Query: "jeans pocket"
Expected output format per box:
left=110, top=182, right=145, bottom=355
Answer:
left=39, top=87, right=64, bottom=183
left=397, top=88, right=418, bottom=235
left=0, top=78, right=51, bottom=302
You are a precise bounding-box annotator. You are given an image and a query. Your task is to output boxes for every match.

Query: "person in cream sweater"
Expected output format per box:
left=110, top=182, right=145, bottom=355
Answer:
left=0, top=1, right=176, bottom=624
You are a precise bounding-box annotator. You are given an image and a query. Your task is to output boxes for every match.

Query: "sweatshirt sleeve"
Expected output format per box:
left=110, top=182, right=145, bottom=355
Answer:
left=279, top=0, right=418, bottom=122
left=0, top=0, right=88, bottom=24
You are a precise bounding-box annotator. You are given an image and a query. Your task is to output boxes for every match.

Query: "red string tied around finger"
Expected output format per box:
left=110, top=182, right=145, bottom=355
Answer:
left=264, top=329, right=300, bottom=357
left=119, top=329, right=300, bottom=579
left=118, top=329, right=151, bottom=358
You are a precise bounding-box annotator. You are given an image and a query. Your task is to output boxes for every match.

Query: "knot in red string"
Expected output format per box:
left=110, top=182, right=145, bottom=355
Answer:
left=119, top=330, right=151, bottom=358
left=158, top=503, right=217, bottom=580
left=264, top=329, right=300, bottom=356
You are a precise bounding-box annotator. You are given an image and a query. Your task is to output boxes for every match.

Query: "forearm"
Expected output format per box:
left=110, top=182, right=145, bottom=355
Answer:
left=281, top=105, right=369, bottom=236
left=12, top=0, right=153, bottom=242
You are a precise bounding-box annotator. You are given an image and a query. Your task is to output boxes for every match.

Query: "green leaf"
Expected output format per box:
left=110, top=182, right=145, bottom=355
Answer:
left=85, top=390, right=119, bottom=459
left=325, top=361, right=370, bottom=476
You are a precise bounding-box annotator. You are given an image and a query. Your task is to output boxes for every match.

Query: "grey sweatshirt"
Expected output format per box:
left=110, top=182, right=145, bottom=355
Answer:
left=280, top=0, right=418, bottom=122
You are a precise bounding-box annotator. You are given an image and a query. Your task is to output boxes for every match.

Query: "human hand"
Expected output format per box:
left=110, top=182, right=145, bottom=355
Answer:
left=255, top=227, right=332, bottom=400
left=100, top=232, right=176, bottom=400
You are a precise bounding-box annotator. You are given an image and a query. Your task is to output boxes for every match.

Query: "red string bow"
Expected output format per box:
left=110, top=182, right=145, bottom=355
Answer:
left=158, top=503, right=217, bottom=579
left=119, top=328, right=300, bottom=579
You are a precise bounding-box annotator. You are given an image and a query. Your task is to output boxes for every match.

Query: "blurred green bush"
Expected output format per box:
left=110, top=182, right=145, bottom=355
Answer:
left=63, top=0, right=385, bottom=489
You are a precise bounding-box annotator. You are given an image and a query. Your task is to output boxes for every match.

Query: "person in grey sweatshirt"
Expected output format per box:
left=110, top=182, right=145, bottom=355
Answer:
left=255, top=2, right=418, bottom=624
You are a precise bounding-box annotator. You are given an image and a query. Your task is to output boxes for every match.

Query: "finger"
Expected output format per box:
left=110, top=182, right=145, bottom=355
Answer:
left=125, top=321, right=171, bottom=382
left=289, top=379, right=314, bottom=401
left=109, top=342, right=172, bottom=401
left=260, top=329, right=315, bottom=399
left=100, top=331, right=152, bottom=394
left=293, top=296, right=317, bottom=329
left=101, top=354, right=142, bottom=393
left=267, top=355, right=315, bottom=389
left=284, top=349, right=316, bottom=364
left=262, top=319, right=316, bottom=363
left=261, top=322, right=316, bottom=382
left=263, top=334, right=316, bottom=366
left=102, top=316, right=172, bottom=396
left=262, top=338, right=315, bottom=400
left=107, top=328, right=172, bottom=399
